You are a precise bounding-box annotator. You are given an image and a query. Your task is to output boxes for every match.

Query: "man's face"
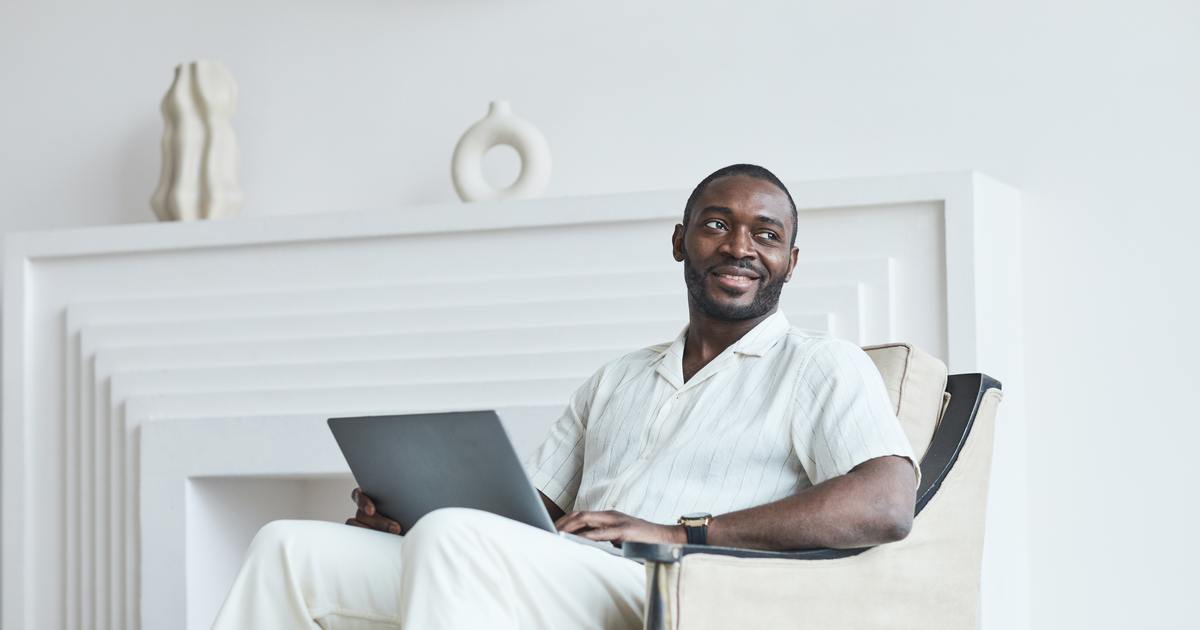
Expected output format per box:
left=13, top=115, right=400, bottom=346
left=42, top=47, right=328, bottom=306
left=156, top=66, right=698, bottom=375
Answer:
left=672, top=175, right=799, bottom=321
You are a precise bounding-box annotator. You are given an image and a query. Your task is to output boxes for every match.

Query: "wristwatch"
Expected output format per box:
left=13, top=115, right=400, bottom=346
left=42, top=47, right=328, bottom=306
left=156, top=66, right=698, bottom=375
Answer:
left=678, top=512, right=713, bottom=545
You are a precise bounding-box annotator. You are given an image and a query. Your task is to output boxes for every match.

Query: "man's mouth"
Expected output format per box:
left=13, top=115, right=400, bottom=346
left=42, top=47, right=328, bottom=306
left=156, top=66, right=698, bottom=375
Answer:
left=709, top=266, right=762, bottom=291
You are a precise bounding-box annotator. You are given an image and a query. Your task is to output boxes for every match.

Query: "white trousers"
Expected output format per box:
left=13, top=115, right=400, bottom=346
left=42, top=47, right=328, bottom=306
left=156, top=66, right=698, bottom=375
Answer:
left=210, top=508, right=647, bottom=630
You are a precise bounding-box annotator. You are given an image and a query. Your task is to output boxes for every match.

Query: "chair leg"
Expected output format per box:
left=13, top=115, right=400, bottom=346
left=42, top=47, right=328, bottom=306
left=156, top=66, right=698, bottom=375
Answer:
left=643, top=561, right=674, bottom=630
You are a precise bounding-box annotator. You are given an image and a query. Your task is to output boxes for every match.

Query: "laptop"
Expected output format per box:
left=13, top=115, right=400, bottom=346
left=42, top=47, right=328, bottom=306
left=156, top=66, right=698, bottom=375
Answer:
left=327, top=410, right=623, bottom=556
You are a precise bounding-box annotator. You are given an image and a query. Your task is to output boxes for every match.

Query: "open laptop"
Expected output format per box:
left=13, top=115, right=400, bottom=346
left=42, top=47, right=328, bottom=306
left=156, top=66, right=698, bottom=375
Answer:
left=328, top=410, right=623, bottom=556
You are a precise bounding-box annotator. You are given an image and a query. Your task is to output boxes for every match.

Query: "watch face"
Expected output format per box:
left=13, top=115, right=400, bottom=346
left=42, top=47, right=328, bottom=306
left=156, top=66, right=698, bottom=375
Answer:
left=681, top=512, right=712, bottom=520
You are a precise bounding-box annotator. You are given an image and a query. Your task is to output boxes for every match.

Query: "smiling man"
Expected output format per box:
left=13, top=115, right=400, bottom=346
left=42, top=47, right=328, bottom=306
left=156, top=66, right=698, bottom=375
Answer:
left=211, top=164, right=918, bottom=630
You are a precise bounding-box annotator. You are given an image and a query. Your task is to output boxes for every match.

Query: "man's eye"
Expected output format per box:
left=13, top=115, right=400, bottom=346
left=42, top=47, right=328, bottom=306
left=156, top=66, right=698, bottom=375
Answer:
left=703, top=219, right=727, bottom=230
left=756, top=231, right=779, bottom=241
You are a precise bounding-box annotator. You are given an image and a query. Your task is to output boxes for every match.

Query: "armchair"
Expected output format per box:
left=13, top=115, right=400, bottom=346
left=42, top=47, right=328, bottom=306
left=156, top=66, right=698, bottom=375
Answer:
left=624, top=343, right=1003, bottom=630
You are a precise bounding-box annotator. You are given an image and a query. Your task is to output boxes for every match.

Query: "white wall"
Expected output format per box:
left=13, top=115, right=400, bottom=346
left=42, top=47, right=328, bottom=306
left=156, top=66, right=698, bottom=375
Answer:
left=2, top=1, right=1197, bottom=628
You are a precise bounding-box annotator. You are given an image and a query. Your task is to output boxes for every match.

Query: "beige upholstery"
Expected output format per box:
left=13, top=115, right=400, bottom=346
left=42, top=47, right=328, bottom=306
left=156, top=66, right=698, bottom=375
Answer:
left=643, top=344, right=999, bottom=630
left=863, top=343, right=948, bottom=461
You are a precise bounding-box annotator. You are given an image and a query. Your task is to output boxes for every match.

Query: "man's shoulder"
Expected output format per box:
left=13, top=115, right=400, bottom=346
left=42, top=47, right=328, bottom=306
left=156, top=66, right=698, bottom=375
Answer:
left=780, top=326, right=833, bottom=346
left=774, top=326, right=835, bottom=358
left=777, top=329, right=880, bottom=383
left=774, top=328, right=869, bottom=371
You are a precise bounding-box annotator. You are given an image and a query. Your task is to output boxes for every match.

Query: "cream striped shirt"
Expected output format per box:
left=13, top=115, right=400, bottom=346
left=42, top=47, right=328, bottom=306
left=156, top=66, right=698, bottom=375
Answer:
left=524, top=311, right=918, bottom=524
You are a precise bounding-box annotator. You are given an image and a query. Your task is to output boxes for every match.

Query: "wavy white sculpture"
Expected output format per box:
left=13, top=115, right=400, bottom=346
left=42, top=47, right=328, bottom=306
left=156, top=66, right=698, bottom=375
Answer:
left=150, top=60, right=244, bottom=221
left=451, top=101, right=551, bottom=202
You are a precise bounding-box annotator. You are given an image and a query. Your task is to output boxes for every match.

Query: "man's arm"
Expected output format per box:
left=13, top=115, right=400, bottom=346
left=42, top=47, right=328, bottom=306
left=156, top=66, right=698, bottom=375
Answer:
left=700, top=338, right=920, bottom=550
left=556, top=455, right=916, bottom=550
left=705, top=455, right=916, bottom=550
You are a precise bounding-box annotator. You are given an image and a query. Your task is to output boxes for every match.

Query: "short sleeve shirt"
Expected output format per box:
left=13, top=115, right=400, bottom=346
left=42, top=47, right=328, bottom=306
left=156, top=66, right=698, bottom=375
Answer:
left=524, top=311, right=918, bottom=524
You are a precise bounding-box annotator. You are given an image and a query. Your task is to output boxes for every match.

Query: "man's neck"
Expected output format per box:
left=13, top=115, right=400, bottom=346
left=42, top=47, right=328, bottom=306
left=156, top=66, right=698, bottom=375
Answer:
left=681, top=305, right=776, bottom=381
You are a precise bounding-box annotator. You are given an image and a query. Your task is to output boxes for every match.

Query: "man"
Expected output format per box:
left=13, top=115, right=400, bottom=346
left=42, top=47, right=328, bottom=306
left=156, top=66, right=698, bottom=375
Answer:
left=211, top=164, right=918, bottom=629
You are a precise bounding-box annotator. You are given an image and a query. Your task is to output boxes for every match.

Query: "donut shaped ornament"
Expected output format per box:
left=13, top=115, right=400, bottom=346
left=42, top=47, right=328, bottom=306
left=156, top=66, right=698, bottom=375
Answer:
left=451, top=101, right=551, bottom=202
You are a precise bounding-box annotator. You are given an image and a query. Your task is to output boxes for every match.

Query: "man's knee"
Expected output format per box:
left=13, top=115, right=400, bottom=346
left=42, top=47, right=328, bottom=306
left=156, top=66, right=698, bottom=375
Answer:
left=246, top=519, right=337, bottom=559
left=403, top=508, right=500, bottom=556
left=407, top=507, right=496, bottom=536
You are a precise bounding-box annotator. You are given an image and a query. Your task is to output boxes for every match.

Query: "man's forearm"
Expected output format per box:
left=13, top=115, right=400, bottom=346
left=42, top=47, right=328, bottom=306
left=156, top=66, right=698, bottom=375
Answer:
left=705, top=455, right=917, bottom=550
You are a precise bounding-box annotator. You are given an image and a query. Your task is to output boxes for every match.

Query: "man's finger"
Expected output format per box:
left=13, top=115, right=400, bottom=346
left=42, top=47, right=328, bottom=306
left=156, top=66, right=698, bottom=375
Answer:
left=353, top=517, right=400, bottom=535
left=355, top=509, right=402, bottom=534
left=352, top=487, right=377, bottom=516
left=355, top=508, right=387, bottom=527
left=581, top=511, right=621, bottom=526
left=577, top=526, right=622, bottom=542
left=556, top=511, right=595, bottom=533
left=557, top=510, right=621, bottom=533
left=554, top=511, right=580, bottom=531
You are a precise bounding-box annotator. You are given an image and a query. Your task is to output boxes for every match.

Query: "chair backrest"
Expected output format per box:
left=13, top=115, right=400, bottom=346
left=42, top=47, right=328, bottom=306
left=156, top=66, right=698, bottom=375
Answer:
left=862, top=343, right=948, bottom=462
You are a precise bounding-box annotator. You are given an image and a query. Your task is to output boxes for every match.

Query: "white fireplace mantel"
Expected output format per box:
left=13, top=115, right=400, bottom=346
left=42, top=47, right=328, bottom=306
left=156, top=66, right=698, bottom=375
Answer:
left=3, top=171, right=1026, bottom=630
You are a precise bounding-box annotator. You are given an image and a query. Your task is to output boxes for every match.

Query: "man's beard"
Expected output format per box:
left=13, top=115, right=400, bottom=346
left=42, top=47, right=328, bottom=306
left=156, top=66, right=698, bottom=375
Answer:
left=683, top=257, right=786, bottom=321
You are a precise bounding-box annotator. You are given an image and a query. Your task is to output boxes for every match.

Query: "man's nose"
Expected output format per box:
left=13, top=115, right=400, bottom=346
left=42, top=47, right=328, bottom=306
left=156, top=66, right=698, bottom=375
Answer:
left=718, top=228, right=757, bottom=259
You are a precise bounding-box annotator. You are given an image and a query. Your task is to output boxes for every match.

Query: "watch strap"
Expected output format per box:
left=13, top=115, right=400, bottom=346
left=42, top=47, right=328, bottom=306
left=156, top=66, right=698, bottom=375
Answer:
left=684, top=523, right=708, bottom=545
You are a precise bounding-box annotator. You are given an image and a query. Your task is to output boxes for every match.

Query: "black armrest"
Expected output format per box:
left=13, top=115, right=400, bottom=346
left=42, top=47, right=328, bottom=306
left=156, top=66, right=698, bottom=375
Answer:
left=623, top=372, right=1001, bottom=566
left=623, top=541, right=866, bottom=563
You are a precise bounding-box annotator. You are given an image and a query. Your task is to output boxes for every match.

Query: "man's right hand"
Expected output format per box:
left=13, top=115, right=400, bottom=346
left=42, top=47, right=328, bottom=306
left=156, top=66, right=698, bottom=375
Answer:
left=345, top=487, right=404, bottom=535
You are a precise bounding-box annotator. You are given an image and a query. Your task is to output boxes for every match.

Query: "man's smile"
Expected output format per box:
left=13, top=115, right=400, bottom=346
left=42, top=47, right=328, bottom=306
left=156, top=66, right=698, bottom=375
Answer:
left=709, top=265, right=762, bottom=292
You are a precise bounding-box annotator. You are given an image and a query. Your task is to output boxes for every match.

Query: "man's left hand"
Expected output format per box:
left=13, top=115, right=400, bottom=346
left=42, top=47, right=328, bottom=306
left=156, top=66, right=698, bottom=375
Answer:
left=555, top=510, right=685, bottom=547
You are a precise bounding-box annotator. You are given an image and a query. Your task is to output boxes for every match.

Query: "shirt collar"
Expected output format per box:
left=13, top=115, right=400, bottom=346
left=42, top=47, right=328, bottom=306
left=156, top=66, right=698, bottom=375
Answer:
left=657, top=310, right=791, bottom=377
left=728, top=310, right=791, bottom=356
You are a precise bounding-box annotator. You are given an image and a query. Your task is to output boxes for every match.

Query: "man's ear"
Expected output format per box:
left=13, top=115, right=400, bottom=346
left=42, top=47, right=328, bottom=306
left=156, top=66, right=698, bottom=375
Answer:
left=783, top=246, right=799, bottom=282
left=671, top=224, right=686, bottom=262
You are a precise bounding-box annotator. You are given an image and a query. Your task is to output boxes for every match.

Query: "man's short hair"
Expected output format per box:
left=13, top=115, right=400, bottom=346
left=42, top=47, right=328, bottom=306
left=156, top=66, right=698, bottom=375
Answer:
left=682, top=164, right=798, bottom=247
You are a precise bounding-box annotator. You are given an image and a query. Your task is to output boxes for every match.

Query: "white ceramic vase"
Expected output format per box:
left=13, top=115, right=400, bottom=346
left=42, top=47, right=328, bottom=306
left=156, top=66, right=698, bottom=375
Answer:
left=150, top=60, right=244, bottom=221
left=451, top=101, right=551, bottom=202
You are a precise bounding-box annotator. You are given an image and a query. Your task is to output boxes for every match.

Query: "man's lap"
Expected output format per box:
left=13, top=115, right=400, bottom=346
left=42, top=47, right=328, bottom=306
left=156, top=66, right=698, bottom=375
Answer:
left=248, top=508, right=645, bottom=628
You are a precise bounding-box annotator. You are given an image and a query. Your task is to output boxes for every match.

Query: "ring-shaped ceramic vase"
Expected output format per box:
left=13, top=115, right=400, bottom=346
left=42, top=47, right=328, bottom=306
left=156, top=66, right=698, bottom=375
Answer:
left=451, top=101, right=551, bottom=202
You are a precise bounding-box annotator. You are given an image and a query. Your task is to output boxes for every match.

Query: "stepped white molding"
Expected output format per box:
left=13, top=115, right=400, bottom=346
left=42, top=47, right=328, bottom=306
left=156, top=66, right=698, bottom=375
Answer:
left=3, top=172, right=1024, bottom=630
